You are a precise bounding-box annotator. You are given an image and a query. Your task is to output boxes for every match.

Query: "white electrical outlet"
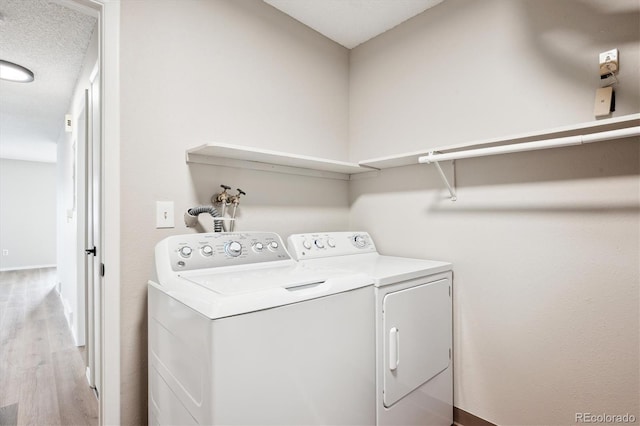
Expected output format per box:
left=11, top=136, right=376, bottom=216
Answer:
left=156, top=201, right=175, bottom=228
left=594, top=86, right=613, bottom=117
left=2, top=249, right=8, bottom=256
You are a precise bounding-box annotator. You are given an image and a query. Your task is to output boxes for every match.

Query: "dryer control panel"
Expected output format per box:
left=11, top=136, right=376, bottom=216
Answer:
left=155, top=232, right=291, bottom=278
left=287, top=232, right=377, bottom=260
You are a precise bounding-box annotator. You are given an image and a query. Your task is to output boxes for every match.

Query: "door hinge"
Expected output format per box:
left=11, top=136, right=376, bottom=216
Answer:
left=100, top=263, right=105, bottom=277
left=85, top=246, right=97, bottom=256
left=449, top=348, right=452, bottom=359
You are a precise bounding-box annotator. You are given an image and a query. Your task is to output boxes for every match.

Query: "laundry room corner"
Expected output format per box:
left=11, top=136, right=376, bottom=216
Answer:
left=347, top=0, right=639, bottom=424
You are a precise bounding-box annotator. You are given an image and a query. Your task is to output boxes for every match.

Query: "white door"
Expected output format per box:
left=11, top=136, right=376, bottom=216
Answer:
left=85, top=67, right=102, bottom=396
left=383, top=278, right=452, bottom=407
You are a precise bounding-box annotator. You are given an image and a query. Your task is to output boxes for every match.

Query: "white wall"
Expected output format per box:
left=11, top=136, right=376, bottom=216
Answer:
left=0, top=159, right=56, bottom=270
left=56, top=24, right=98, bottom=345
left=349, top=0, right=639, bottom=424
left=118, top=1, right=350, bottom=423
left=116, top=1, right=639, bottom=424
left=349, top=0, right=640, bottom=161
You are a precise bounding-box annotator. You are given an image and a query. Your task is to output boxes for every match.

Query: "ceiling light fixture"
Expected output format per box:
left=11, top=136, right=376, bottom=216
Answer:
left=0, top=60, right=35, bottom=83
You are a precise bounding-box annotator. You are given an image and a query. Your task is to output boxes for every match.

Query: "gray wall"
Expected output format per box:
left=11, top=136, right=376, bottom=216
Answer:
left=349, top=0, right=639, bottom=424
left=119, top=1, right=350, bottom=423
left=0, top=159, right=57, bottom=270
left=349, top=0, right=640, bottom=160
left=117, top=0, right=639, bottom=424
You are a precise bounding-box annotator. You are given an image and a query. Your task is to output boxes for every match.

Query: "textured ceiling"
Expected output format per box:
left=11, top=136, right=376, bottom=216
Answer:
left=263, top=0, right=445, bottom=49
left=0, top=1, right=443, bottom=163
left=0, top=0, right=96, bottom=163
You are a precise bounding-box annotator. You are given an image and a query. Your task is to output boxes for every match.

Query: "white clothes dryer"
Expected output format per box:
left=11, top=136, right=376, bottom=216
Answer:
left=288, top=231, right=453, bottom=426
left=148, top=231, right=375, bottom=426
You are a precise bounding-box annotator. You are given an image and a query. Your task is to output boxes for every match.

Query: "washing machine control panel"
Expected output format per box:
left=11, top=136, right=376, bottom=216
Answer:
left=287, top=232, right=377, bottom=260
left=161, top=232, right=291, bottom=272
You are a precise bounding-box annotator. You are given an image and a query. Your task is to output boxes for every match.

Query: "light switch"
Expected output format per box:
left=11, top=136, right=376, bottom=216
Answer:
left=156, top=201, right=175, bottom=228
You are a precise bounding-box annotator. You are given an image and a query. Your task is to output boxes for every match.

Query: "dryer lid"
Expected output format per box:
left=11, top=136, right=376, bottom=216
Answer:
left=295, top=253, right=451, bottom=286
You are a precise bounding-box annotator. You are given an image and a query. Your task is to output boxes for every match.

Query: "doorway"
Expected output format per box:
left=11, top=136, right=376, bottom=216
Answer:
left=0, top=0, right=120, bottom=422
left=69, top=1, right=121, bottom=424
left=63, top=0, right=121, bottom=423
left=61, top=0, right=103, bottom=412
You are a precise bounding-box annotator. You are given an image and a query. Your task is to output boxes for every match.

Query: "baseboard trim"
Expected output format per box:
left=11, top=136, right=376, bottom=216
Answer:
left=454, top=407, right=497, bottom=426
left=0, top=264, right=56, bottom=272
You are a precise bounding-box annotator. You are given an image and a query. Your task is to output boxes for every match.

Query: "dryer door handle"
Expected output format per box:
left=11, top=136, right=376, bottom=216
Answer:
left=389, top=327, right=399, bottom=371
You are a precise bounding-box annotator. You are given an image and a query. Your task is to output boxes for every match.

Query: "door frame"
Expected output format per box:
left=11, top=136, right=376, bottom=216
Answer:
left=84, top=63, right=100, bottom=392
left=95, top=2, right=120, bottom=424
left=61, top=0, right=121, bottom=424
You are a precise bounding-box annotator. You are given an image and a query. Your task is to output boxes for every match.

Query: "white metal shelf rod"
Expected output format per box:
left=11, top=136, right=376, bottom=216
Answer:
left=432, top=161, right=457, bottom=201
left=418, top=127, right=640, bottom=164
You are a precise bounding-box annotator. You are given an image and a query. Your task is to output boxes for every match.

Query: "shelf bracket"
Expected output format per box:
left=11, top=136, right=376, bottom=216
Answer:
left=429, top=153, right=457, bottom=201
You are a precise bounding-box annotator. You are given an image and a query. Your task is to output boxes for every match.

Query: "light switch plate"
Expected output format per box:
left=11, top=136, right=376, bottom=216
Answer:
left=594, top=87, right=613, bottom=118
left=599, top=48, right=619, bottom=77
left=156, top=201, right=175, bottom=228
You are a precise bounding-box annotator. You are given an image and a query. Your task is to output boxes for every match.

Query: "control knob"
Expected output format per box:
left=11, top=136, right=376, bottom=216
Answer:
left=201, top=245, right=213, bottom=257
left=353, top=235, right=367, bottom=248
left=268, top=241, right=279, bottom=251
left=327, top=238, right=336, bottom=248
left=253, top=242, right=264, bottom=252
left=302, top=240, right=312, bottom=250
left=225, top=241, right=243, bottom=257
left=314, top=239, right=325, bottom=249
left=179, top=246, right=193, bottom=258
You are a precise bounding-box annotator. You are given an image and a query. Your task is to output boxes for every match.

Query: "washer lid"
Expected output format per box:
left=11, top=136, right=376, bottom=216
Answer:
left=296, top=253, right=451, bottom=286
left=151, top=262, right=373, bottom=319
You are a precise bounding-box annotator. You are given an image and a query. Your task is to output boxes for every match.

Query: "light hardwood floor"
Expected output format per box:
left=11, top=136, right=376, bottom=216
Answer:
left=0, top=267, right=98, bottom=426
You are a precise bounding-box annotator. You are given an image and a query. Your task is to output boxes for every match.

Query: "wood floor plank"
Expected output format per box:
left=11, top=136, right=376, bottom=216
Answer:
left=0, top=304, right=21, bottom=344
left=0, top=304, right=24, bottom=408
left=0, top=276, right=13, bottom=320
left=17, top=364, right=62, bottom=426
left=0, top=268, right=98, bottom=426
left=21, top=317, right=50, bottom=370
left=52, top=349, right=98, bottom=426
left=0, top=327, right=22, bottom=408
left=45, top=290, right=74, bottom=353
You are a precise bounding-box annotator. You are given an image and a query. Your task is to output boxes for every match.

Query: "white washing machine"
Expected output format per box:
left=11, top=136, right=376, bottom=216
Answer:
left=148, top=231, right=375, bottom=426
left=288, top=231, right=453, bottom=426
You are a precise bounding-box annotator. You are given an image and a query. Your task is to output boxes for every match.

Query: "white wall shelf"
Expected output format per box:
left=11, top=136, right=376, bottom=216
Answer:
left=186, top=143, right=377, bottom=181
left=187, top=114, right=639, bottom=182
left=359, top=113, right=640, bottom=169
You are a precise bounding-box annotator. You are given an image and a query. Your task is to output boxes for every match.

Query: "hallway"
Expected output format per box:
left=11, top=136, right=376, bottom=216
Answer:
left=0, top=268, right=98, bottom=426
